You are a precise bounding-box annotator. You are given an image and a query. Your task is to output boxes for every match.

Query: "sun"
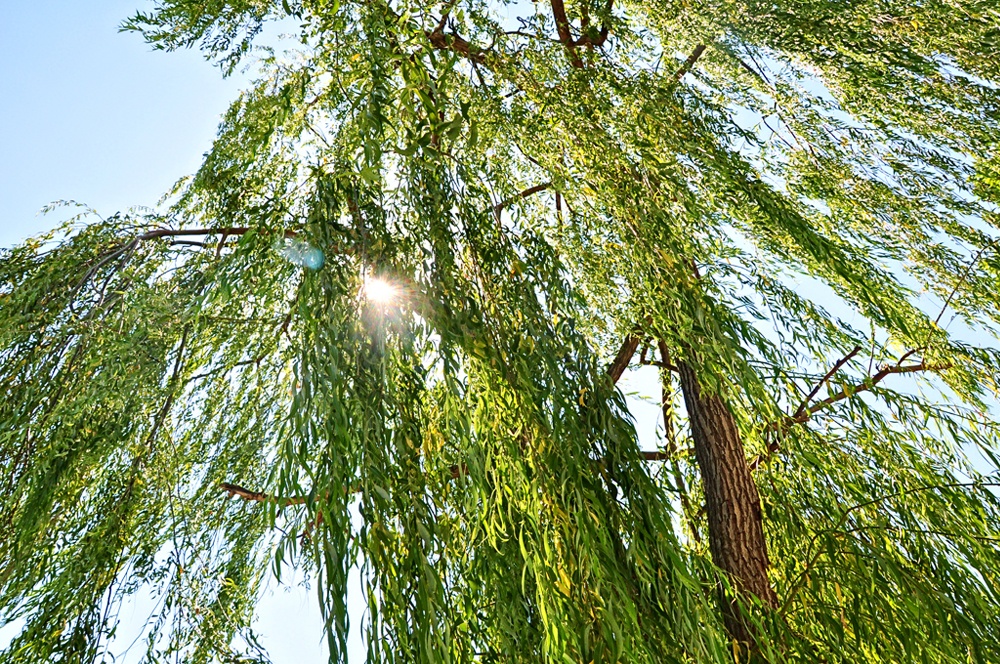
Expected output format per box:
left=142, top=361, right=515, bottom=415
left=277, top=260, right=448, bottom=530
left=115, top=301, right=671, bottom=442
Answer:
left=363, top=276, right=397, bottom=304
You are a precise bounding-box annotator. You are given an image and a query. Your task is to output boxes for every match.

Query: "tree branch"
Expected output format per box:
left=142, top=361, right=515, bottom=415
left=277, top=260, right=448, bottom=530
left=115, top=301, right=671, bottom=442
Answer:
left=793, top=361, right=948, bottom=422
left=751, top=354, right=950, bottom=470
left=574, top=0, right=614, bottom=48
left=549, top=0, right=584, bottom=67
left=607, top=334, right=641, bottom=384
left=136, top=227, right=297, bottom=242
left=493, top=182, right=552, bottom=220
left=792, top=346, right=861, bottom=419
left=433, top=0, right=459, bottom=34
left=426, top=29, right=486, bottom=64
left=673, top=44, right=706, bottom=81
left=639, top=359, right=678, bottom=371
left=220, top=482, right=308, bottom=506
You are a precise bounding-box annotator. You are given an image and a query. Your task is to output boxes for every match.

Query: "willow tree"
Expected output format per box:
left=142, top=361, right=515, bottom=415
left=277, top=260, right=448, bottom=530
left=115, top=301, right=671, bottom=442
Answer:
left=3, top=0, right=1000, bottom=662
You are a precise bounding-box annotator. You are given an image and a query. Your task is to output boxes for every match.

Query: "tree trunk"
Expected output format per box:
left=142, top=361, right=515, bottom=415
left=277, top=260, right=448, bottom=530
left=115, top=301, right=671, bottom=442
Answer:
left=675, top=358, right=778, bottom=649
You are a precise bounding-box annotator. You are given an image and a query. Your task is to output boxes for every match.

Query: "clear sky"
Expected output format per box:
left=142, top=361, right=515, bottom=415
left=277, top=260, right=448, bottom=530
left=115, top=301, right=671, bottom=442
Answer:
left=0, top=1, right=244, bottom=247
left=0, top=3, right=331, bottom=661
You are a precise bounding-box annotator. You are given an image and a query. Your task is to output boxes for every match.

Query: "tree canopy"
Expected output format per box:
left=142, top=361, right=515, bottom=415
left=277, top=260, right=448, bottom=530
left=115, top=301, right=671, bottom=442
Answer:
left=3, top=0, right=1000, bottom=662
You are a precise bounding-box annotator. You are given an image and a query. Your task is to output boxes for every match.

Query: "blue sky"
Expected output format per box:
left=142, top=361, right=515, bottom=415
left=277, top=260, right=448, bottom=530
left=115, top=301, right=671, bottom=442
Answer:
left=0, top=3, right=332, bottom=661
left=0, top=1, right=243, bottom=247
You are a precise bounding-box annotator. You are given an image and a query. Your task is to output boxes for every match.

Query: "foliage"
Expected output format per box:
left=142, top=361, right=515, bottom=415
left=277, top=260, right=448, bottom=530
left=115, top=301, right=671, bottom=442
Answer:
left=3, top=0, right=1000, bottom=662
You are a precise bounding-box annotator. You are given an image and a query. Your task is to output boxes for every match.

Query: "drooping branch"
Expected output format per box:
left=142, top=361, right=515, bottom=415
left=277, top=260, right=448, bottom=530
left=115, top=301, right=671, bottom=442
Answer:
left=223, top=330, right=651, bottom=502
left=658, top=340, right=701, bottom=543
left=778, top=480, right=1000, bottom=617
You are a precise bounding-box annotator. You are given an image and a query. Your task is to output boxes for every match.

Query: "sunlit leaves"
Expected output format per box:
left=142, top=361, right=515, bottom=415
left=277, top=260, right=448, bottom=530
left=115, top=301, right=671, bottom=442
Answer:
left=3, top=0, right=1000, bottom=662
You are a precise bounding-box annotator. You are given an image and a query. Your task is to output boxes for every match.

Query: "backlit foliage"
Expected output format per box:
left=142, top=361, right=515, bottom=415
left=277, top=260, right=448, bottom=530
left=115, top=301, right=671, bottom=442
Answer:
left=2, top=0, right=1000, bottom=662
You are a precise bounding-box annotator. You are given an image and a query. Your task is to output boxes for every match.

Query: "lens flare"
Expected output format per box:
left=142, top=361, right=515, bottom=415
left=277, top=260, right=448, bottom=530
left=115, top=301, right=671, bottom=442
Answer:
left=364, top=277, right=397, bottom=304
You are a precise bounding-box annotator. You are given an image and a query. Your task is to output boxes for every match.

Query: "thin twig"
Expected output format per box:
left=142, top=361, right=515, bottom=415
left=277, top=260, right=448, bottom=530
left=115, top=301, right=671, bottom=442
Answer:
left=792, top=346, right=861, bottom=419
left=778, top=480, right=1000, bottom=617
left=751, top=352, right=950, bottom=470
left=136, top=227, right=297, bottom=242
left=928, top=238, right=999, bottom=335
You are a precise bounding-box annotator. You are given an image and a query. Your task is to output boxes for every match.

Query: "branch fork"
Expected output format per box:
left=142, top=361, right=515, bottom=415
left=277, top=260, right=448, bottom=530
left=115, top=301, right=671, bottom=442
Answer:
left=751, top=348, right=950, bottom=470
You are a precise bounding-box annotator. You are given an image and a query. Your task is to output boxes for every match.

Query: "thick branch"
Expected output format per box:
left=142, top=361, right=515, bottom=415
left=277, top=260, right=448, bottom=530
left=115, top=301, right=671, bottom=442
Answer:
left=426, top=29, right=486, bottom=64
left=575, top=0, right=613, bottom=47
left=673, top=44, right=706, bottom=81
left=550, top=0, right=575, bottom=46
left=549, top=0, right=584, bottom=67
left=607, top=334, right=641, bottom=384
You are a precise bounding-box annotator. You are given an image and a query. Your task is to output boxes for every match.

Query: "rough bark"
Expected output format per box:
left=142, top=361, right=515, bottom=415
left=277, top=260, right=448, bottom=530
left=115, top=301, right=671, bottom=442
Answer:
left=675, top=359, right=778, bottom=649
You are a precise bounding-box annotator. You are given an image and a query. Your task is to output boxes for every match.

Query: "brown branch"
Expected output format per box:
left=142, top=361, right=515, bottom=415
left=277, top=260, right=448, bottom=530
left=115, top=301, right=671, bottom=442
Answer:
left=493, top=182, right=552, bottom=220
left=792, top=346, right=861, bottom=419
left=426, top=30, right=486, bottom=64
left=549, top=0, right=584, bottom=67
left=220, top=482, right=308, bottom=506
left=550, top=0, right=575, bottom=46
left=639, top=359, right=678, bottom=371
left=673, top=44, right=706, bottom=81
left=433, top=0, right=459, bottom=34
left=751, top=355, right=950, bottom=471
left=574, top=0, right=613, bottom=47
left=607, top=334, right=641, bottom=384
left=793, top=361, right=948, bottom=422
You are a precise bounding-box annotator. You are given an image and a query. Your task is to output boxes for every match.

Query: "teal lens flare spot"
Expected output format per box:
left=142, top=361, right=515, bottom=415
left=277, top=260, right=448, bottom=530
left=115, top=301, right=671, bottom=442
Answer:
left=278, top=239, right=325, bottom=270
